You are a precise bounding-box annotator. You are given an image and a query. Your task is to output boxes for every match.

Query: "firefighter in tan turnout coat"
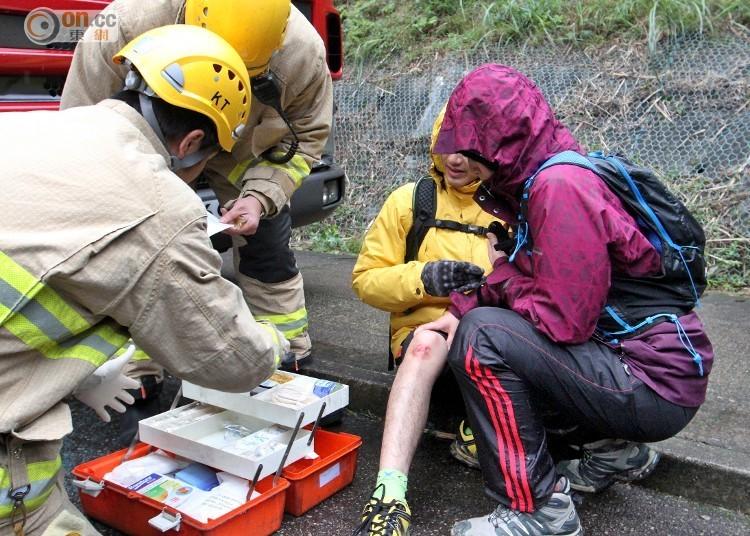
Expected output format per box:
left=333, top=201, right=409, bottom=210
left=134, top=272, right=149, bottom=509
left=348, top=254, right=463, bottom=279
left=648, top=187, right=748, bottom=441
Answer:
left=61, top=0, right=333, bottom=386
left=0, top=25, right=286, bottom=535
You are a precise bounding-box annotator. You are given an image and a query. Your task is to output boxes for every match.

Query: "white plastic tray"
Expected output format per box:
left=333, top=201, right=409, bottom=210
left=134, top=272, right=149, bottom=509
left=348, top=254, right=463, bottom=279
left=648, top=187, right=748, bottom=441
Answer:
left=181, top=371, right=349, bottom=428
left=138, top=402, right=314, bottom=481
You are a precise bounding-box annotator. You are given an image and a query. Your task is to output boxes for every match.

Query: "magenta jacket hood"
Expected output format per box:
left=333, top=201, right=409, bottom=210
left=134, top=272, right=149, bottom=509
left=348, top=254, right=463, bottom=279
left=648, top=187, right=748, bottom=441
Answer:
left=435, top=63, right=582, bottom=209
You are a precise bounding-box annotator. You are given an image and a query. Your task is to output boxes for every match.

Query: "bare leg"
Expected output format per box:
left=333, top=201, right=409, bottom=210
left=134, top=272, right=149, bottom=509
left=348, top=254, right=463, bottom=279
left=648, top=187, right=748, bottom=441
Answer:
left=379, top=329, right=449, bottom=473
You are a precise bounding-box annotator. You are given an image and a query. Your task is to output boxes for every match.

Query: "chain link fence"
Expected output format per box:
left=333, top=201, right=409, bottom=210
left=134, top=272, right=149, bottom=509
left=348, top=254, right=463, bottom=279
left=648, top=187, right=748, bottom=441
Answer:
left=297, top=34, right=750, bottom=286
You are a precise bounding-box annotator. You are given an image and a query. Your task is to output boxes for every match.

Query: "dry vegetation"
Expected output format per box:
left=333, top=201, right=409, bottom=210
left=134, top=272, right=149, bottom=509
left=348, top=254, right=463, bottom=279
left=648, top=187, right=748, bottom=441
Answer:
left=293, top=2, right=750, bottom=290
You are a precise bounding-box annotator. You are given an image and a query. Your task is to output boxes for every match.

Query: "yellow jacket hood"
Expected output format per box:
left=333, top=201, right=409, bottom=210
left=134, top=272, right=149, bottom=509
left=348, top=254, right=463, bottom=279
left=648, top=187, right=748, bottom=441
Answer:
left=352, top=109, right=504, bottom=357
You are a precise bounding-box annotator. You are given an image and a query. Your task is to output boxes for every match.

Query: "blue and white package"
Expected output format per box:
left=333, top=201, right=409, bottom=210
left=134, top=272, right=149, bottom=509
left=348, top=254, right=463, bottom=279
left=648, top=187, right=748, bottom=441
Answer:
left=313, top=379, right=337, bottom=398
left=175, top=463, right=220, bottom=491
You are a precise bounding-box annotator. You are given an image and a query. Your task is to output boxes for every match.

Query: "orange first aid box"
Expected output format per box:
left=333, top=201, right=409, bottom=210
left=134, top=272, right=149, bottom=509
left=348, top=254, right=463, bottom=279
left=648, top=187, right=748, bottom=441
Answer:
left=72, top=443, right=288, bottom=536
left=72, top=372, right=361, bottom=533
left=282, top=428, right=362, bottom=516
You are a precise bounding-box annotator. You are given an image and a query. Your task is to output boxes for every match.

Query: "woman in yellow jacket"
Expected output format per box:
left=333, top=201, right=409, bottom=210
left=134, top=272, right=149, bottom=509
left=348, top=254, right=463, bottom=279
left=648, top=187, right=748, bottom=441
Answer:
left=351, top=108, right=505, bottom=536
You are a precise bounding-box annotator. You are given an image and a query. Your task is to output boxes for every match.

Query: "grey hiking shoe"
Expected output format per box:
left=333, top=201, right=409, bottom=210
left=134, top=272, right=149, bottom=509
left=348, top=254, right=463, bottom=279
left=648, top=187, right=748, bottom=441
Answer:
left=556, top=439, right=660, bottom=493
left=451, top=477, right=583, bottom=536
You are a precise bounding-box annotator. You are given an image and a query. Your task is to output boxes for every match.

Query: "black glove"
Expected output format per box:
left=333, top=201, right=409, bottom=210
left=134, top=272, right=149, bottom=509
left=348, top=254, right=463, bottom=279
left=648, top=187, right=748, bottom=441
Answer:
left=421, top=260, right=485, bottom=297
left=488, top=221, right=516, bottom=255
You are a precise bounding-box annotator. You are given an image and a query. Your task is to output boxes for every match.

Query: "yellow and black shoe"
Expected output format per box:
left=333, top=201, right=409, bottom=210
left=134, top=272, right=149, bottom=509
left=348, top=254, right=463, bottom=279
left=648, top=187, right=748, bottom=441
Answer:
left=449, top=420, right=480, bottom=470
left=353, top=484, right=412, bottom=535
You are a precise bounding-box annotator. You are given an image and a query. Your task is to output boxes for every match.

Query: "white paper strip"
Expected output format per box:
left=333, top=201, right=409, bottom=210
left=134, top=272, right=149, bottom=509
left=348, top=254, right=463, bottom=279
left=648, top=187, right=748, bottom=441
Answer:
left=206, top=211, right=232, bottom=237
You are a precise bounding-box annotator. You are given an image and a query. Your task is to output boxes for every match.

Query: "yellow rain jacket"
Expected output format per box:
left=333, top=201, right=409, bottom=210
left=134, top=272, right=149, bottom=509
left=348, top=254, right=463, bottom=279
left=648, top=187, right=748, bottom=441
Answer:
left=352, top=112, right=503, bottom=358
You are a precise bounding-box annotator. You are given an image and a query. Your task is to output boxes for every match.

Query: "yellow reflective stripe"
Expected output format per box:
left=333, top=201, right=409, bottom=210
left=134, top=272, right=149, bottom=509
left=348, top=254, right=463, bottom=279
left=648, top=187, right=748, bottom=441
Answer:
left=0, top=305, right=50, bottom=352
left=228, top=158, right=255, bottom=186
left=0, top=487, right=55, bottom=518
left=0, top=252, right=88, bottom=334
left=255, top=307, right=307, bottom=325
left=96, top=324, right=130, bottom=349
left=255, top=153, right=310, bottom=187
left=0, top=456, right=61, bottom=518
left=227, top=156, right=262, bottom=186
left=0, top=311, right=127, bottom=366
left=279, top=324, right=306, bottom=339
left=0, top=251, right=128, bottom=366
left=131, top=348, right=151, bottom=361
left=255, top=307, right=308, bottom=339
left=25, top=457, right=61, bottom=482
left=0, top=251, right=41, bottom=299
left=227, top=154, right=310, bottom=188
left=30, top=287, right=89, bottom=334
left=0, top=457, right=62, bottom=488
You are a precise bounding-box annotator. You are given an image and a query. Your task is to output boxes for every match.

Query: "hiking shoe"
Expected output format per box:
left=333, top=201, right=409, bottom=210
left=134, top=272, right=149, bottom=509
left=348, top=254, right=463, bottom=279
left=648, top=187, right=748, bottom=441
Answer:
left=353, top=484, right=411, bottom=535
left=450, top=420, right=480, bottom=470
left=451, top=477, right=582, bottom=536
left=556, top=439, right=660, bottom=493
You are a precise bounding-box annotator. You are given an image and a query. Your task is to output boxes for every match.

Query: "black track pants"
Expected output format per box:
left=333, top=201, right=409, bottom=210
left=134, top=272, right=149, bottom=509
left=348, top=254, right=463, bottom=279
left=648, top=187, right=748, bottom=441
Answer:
left=448, top=307, right=697, bottom=512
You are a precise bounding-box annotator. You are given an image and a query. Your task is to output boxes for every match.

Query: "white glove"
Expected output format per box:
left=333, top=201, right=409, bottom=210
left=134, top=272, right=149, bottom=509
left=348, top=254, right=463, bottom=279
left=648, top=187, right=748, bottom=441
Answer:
left=74, top=345, right=141, bottom=422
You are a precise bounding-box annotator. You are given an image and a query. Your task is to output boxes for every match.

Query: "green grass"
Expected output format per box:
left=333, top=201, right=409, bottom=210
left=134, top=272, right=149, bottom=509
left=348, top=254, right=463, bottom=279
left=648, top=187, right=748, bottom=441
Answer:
left=662, top=173, right=750, bottom=292
left=294, top=222, right=363, bottom=255
left=340, top=0, right=750, bottom=61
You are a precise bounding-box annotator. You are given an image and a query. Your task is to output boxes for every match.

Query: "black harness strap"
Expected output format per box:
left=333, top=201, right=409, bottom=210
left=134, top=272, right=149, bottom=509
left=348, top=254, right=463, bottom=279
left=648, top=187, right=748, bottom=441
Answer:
left=405, top=176, right=437, bottom=263
left=427, top=218, right=488, bottom=236
left=389, top=177, right=489, bottom=370
left=405, top=177, right=488, bottom=263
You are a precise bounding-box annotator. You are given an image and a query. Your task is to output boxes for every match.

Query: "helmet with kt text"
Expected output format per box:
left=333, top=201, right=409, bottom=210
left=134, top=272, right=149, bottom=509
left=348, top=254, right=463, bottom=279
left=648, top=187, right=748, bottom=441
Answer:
left=113, top=24, right=251, bottom=152
left=185, top=0, right=291, bottom=77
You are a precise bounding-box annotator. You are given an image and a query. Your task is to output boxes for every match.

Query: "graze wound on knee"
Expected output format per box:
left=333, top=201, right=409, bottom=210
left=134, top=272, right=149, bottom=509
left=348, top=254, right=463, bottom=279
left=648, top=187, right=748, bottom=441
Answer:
left=411, top=343, right=433, bottom=360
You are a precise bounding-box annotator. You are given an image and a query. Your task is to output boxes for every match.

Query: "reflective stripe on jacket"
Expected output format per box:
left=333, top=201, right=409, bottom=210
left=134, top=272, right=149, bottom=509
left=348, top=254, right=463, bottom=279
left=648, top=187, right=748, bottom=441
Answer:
left=0, top=456, right=60, bottom=518
left=0, top=438, right=62, bottom=520
left=255, top=307, right=308, bottom=340
left=1, top=251, right=128, bottom=366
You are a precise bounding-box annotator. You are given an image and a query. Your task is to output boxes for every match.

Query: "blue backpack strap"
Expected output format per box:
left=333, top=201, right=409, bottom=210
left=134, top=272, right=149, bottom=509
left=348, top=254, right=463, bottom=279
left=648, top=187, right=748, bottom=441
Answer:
left=589, top=152, right=701, bottom=305
left=509, top=151, right=598, bottom=262
left=537, top=150, right=597, bottom=174
left=589, top=152, right=679, bottom=251
left=512, top=150, right=704, bottom=377
left=599, top=307, right=704, bottom=377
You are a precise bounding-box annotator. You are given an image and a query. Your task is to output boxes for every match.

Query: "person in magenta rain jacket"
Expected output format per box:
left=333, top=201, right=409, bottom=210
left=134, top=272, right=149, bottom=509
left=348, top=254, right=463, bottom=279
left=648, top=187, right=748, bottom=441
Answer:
left=419, top=64, right=713, bottom=536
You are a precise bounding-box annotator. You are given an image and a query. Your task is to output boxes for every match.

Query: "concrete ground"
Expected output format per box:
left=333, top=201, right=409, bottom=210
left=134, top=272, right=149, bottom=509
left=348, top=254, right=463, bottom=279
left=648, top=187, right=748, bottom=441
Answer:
left=61, top=250, right=750, bottom=534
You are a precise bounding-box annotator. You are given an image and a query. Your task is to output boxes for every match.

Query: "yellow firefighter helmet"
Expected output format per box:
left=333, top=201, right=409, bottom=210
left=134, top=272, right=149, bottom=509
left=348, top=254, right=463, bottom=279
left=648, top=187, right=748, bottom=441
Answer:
left=114, top=24, right=251, bottom=152
left=185, top=0, right=291, bottom=77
